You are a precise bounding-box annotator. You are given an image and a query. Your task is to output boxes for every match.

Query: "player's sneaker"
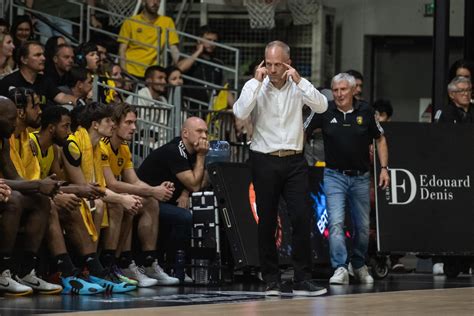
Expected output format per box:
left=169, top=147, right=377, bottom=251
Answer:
left=144, top=260, right=179, bottom=285
left=88, top=271, right=136, bottom=293
left=0, top=269, right=33, bottom=296
left=111, top=265, right=138, bottom=286
left=122, top=261, right=158, bottom=288
left=16, top=269, right=62, bottom=294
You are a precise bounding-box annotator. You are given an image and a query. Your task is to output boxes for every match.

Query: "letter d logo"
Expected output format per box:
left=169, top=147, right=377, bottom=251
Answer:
left=389, top=168, right=417, bottom=205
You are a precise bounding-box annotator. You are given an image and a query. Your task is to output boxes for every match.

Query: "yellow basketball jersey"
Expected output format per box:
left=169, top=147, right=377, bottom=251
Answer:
left=29, top=132, right=55, bottom=179
left=100, top=137, right=134, bottom=180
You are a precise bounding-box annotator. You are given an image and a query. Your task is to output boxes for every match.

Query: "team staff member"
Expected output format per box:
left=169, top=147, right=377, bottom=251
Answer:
left=137, top=117, right=209, bottom=283
left=305, top=73, right=390, bottom=285
left=233, top=40, right=328, bottom=297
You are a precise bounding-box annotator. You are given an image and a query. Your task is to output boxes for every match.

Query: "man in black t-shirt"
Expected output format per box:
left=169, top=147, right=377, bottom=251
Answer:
left=178, top=25, right=224, bottom=109
left=306, top=73, right=390, bottom=286
left=137, top=117, right=209, bottom=277
left=0, top=41, right=77, bottom=106
left=44, top=44, right=74, bottom=88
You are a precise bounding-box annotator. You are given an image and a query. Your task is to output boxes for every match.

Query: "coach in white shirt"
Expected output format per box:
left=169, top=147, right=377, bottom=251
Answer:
left=233, top=41, right=328, bottom=297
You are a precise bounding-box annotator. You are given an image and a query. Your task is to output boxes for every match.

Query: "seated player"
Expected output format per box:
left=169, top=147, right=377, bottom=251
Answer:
left=0, top=96, right=61, bottom=296
left=100, top=103, right=179, bottom=287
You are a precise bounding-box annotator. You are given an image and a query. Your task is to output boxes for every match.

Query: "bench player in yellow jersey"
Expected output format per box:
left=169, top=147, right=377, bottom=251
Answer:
left=30, top=105, right=106, bottom=295
left=100, top=103, right=179, bottom=287
left=61, top=102, right=141, bottom=293
left=0, top=96, right=62, bottom=296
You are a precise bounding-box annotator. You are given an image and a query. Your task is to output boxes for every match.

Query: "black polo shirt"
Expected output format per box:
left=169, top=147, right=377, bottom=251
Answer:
left=438, top=102, right=473, bottom=123
left=306, top=99, right=383, bottom=172
left=137, top=137, right=197, bottom=205
left=0, top=70, right=61, bottom=105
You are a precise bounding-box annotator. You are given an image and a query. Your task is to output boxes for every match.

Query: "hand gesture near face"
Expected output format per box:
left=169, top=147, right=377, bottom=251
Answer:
left=254, top=60, right=268, bottom=82
left=282, top=63, right=301, bottom=84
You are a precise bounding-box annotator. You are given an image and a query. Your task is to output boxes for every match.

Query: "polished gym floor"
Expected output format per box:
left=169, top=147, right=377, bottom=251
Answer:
left=1, top=271, right=473, bottom=315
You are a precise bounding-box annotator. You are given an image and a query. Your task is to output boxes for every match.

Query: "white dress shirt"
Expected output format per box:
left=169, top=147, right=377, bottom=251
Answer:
left=233, top=77, right=328, bottom=153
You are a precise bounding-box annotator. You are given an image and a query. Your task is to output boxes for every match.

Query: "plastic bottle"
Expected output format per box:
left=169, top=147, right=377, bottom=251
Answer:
left=174, top=250, right=186, bottom=283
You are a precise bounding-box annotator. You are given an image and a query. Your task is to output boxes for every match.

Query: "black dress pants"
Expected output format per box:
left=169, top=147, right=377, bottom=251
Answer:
left=250, top=151, right=312, bottom=282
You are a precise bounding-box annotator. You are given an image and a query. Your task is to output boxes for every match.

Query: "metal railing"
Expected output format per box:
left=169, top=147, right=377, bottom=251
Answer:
left=163, top=28, right=240, bottom=91
left=91, top=74, right=249, bottom=163
left=10, top=0, right=84, bottom=45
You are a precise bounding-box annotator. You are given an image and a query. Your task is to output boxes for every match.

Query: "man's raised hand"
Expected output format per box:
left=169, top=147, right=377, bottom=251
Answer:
left=254, top=60, right=268, bottom=82
left=282, top=62, right=301, bottom=84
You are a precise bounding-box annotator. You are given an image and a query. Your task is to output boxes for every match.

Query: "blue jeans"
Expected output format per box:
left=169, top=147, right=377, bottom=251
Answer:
left=35, top=17, right=73, bottom=44
left=324, top=168, right=370, bottom=270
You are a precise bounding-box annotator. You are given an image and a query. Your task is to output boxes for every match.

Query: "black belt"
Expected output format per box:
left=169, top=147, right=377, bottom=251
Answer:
left=331, top=168, right=367, bottom=177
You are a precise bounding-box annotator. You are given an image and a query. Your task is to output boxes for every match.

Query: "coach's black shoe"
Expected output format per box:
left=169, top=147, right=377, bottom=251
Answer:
left=264, top=281, right=281, bottom=296
left=293, top=280, right=327, bottom=297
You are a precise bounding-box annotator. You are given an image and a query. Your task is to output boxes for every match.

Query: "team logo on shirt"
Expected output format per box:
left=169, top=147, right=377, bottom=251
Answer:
left=137, top=28, right=143, bottom=33
left=118, top=158, right=124, bottom=167
left=356, top=116, right=363, bottom=125
left=101, top=154, right=108, bottom=161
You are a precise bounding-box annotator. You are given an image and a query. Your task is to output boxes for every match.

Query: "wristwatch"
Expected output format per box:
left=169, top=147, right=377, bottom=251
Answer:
left=380, top=166, right=389, bottom=170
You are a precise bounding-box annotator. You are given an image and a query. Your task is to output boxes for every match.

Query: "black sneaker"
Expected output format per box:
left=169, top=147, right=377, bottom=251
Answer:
left=293, top=280, right=327, bottom=296
left=264, top=281, right=281, bottom=296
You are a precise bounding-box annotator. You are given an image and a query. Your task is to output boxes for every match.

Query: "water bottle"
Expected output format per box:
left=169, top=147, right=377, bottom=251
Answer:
left=193, top=259, right=209, bottom=285
left=174, top=250, right=185, bottom=283
left=206, top=140, right=230, bottom=166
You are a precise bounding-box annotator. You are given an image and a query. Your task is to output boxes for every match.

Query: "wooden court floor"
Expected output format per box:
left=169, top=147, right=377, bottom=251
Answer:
left=45, top=287, right=474, bottom=316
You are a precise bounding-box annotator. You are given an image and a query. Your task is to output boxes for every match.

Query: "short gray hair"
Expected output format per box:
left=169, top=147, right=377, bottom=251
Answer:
left=447, top=76, right=472, bottom=92
left=265, top=41, right=290, bottom=58
left=331, top=73, right=356, bottom=88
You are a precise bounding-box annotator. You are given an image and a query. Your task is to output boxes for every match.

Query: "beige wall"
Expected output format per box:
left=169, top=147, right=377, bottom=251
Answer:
left=331, top=0, right=465, bottom=72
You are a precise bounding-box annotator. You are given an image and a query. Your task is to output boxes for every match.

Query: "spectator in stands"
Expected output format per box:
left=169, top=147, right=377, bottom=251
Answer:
left=346, top=69, right=364, bottom=101
left=373, top=99, right=393, bottom=122
left=178, top=25, right=225, bottom=109
left=126, top=65, right=167, bottom=105
left=44, top=44, right=74, bottom=87
left=61, top=66, right=93, bottom=105
left=448, top=59, right=474, bottom=81
left=118, top=0, right=180, bottom=78
left=0, top=32, right=15, bottom=78
left=436, top=76, right=473, bottom=123
left=0, top=41, right=77, bottom=106
left=44, top=36, right=66, bottom=70
left=166, top=65, right=183, bottom=87
left=137, top=117, right=209, bottom=282
left=305, top=73, right=389, bottom=286
left=0, top=18, right=10, bottom=33
left=75, top=41, right=100, bottom=75
left=11, top=15, right=35, bottom=46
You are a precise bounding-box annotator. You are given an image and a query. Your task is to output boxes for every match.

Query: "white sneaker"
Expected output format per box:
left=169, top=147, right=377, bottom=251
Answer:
left=122, top=261, right=158, bottom=288
left=329, top=267, right=349, bottom=285
left=0, top=269, right=33, bottom=296
left=353, top=265, right=374, bottom=284
left=16, top=269, right=62, bottom=294
left=144, top=260, right=179, bottom=285
left=433, top=263, right=444, bottom=275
